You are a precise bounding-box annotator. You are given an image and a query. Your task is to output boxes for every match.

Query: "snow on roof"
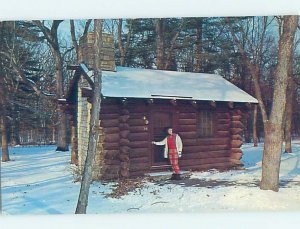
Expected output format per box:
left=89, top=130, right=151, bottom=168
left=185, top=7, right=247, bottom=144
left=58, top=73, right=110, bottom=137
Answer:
left=99, top=67, right=258, bottom=103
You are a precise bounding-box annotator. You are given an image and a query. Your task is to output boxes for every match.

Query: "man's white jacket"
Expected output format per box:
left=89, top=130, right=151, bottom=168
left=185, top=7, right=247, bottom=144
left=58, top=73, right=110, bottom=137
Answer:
left=153, top=134, right=183, bottom=158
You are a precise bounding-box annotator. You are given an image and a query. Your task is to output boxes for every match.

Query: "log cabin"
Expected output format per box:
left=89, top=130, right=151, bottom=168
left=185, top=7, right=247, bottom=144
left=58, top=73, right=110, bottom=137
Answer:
left=62, top=33, right=258, bottom=180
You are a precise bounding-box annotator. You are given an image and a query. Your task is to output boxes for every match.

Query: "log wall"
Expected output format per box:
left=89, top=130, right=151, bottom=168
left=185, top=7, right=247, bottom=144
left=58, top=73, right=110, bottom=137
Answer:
left=98, top=102, right=121, bottom=180
left=175, top=104, right=233, bottom=172
left=127, top=101, right=151, bottom=178
left=77, top=96, right=246, bottom=180
left=229, top=109, right=244, bottom=166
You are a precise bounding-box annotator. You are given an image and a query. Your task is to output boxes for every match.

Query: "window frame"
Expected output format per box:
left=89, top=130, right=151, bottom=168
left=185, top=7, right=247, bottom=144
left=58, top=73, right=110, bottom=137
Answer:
left=197, top=109, right=216, bottom=138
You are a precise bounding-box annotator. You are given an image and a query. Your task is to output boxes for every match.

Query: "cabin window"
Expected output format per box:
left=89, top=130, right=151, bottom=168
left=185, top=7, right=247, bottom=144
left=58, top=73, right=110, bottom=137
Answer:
left=197, top=110, right=214, bottom=137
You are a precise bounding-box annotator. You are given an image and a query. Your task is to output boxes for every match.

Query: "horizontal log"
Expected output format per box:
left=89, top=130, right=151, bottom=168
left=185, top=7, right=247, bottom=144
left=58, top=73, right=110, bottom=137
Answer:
left=104, top=159, right=120, bottom=166
left=231, top=148, right=243, bottom=154
left=119, top=154, right=129, bottom=162
left=101, top=119, right=119, bottom=128
left=180, top=161, right=235, bottom=171
left=218, top=119, right=230, bottom=124
left=216, top=113, right=231, bottom=119
left=182, top=150, right=231, bottom=160
left=177, top=125, right=197, bottom=132
left=231, top=140, right=243, bottom=148
left=130, top=149, right=150, bottom=158
left=229, top=152, right=243, bottom=160
left=215, top=131, right=230, bottom=137
left=120, top=146, right=130, bottom=153
left=104, top=133, right=120, bottom=143
left=230, top=109, right=242, bottom=116
left=120, top=139, right=130, bottom=146
left=178, top=119, right=197, bottom=125
left=129, top=112, right=147, bottom=119
left=230, top=128, right=243, bottom=135
left=231, top=115, right=242, bottom=121
left=120, top=109, right=130, bottom=115
left=130, top=163, right=150, bottom=172
left=128, top=132, right=149, bottom=141
left=102, top=173, right=120, bottom=180
left=130, top=156, right=149, bottom=164
left=231, top=134, right=243, bottom=141
left=104, top=150, right=119, bottom=160
left=130, top=126, right=148, bottom=133
left=103, top=127, right=120, bottom=134
left=129, top=141, right=150, bottom=149
left=120, top=161, right=130, bottom=169
left=128, top=118, right=145, bottom=126
left=231, top=121, right=244, bottom=128
left=119, top=115, right=130, bottom=123
left=229, top=158, right=244, bottom=166
left=129, top=170, right=146, bottom=178
left=120, top=130, right=130, bottom=138
left=101, top=164, right=120, bottom=172
left=101, top=99, right=119, bottom=105
left=100, top=113, right=120, bottom=120
left=127, top=105, right=148, bottom=113
left=104, top=142, right=119, bottom=150
left=183, top=138, right=230, bottom=146
left=217, top=123, right=230, bottom=131
left=119, top=123, right=130, bottom=130
left=184, top=144, right=230, bottom=153
left=180, top=157, right=231, bottom=167
left=179, top=131, right=198, bottom=139
left=100, top=106, right=120, bottom=114
left=178, top=113, right=197, bottom=119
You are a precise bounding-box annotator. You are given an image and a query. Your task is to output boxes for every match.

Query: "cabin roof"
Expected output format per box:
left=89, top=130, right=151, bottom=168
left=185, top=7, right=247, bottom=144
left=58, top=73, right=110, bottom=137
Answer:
left=97, top=66, right=258, bottom=103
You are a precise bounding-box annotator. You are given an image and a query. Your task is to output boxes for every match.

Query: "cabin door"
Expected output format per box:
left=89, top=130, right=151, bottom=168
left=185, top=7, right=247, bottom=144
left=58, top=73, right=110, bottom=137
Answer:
left=151, top=111, right=174, bottom=167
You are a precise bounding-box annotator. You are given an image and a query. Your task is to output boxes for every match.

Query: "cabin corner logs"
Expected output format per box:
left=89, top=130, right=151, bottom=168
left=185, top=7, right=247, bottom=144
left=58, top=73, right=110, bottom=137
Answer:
left=76, top=75, right=247, bottom=180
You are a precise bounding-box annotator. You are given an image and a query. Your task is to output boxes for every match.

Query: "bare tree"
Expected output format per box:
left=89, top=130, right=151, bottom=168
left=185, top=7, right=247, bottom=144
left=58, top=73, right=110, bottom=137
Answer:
left=284, top=75, right=295, bottom=153
left=0, top=75, right=9, bottom=162
left=32, top=20, right=69, bottom=151
left=260, top=16, right=298, bottom=191
left=155, top=18, right=184, bottom=70
left=75, top=19, right=103, bottom=214
left=117, top=19, right=133, bottom=66
left=155, top=18, right=165, bottom=69
left=227, top=16, right=298, bottom=191
left=194, top=18, right=203, bottom=72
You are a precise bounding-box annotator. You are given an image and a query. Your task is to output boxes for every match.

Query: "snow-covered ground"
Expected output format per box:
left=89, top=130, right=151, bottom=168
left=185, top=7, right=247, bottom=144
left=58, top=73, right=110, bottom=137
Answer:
left=2, top=140, right=300, bottom=214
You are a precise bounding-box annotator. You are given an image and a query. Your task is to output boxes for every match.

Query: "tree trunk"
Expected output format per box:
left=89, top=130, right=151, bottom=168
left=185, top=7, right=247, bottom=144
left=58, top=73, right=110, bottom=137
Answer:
left=194, top=18, right=203, bottom=73
left=1, top=116, right=9, bottom=162
left=253, top=104, right=258, bottom=147
left=71, top=125, right=78, bottom=164
left=0, top=74, right=9, bottom=162
left=283, top=75, right=294, bottom=153
left=117, top=19, right=126, bottom=66
left=11, top=113, right=20, bottom=146
left=260, top=15, right=298, bottom=192
left=75, top=19, right=103, bottom=214
left=54, top=53, right=69, bottom=151
left=155, top=19, right=165, bottom=70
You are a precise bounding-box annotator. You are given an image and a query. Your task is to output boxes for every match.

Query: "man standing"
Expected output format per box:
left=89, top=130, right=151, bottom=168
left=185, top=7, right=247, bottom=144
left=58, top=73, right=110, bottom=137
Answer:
left=152, top=127, right=183, bottom=180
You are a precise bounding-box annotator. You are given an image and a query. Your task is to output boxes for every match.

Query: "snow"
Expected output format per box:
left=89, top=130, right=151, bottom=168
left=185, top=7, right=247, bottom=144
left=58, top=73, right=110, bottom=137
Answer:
left=2, top=141, right=300, bottom=214
left=99, top=67, right=258, bottom=103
